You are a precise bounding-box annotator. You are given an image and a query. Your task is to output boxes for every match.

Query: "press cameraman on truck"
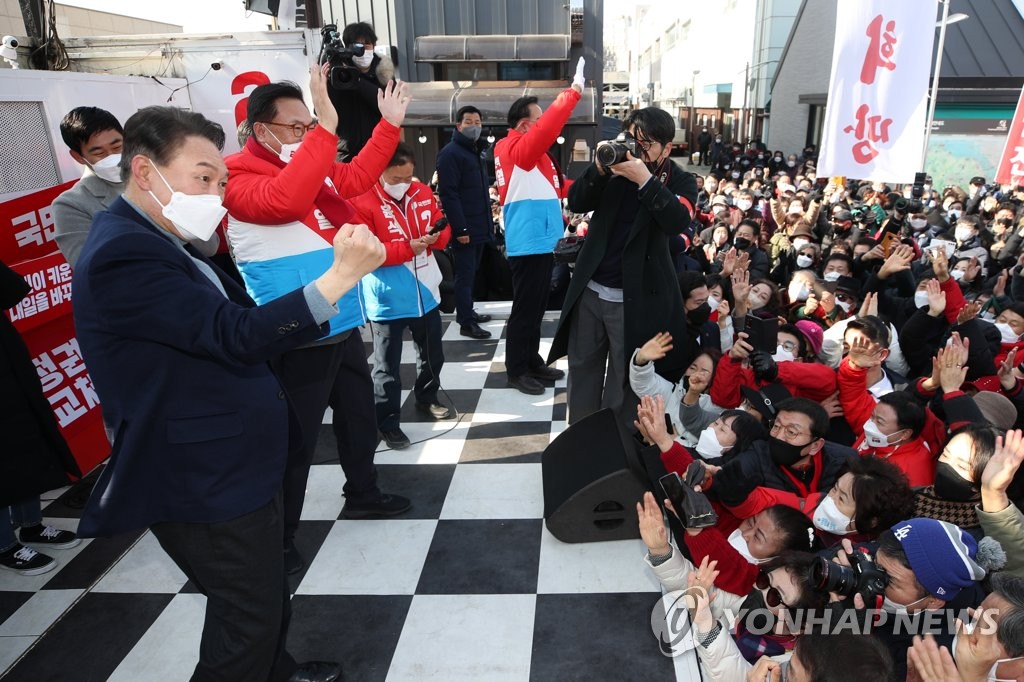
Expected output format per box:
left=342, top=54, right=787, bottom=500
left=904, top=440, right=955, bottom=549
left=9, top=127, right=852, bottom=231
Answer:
left=816, top=517, right=997, bottom=680
left=547, top=107, right=698, bottom=428
left=325, top=21, right=394, bottom=159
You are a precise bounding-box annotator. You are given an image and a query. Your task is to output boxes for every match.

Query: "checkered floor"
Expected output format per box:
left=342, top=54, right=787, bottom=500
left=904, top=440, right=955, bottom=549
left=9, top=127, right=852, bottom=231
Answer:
left=0, top=307, right=700, bottom=681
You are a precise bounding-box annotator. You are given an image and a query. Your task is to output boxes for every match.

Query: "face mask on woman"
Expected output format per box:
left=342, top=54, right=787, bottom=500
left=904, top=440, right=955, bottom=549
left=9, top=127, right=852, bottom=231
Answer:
left=696, top=426, right=726, bottom=459
left=996, top=322, right=1020, bottom=344
left=728, top=528, right=772, bottom=564
left=812, top=495, right=853, bottom=534
left=796, top=254, right=813, bottom=268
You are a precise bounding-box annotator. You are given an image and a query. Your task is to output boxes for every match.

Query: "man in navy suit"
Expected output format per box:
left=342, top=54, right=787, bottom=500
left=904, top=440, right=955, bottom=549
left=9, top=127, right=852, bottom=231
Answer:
left=72, top=102, right=381, bottom=682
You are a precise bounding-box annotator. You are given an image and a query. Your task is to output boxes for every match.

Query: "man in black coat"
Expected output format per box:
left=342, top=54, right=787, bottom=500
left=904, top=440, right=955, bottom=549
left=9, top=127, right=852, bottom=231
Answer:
left=329, top=21, right=395, bottom=160
left=548, top=107, right=698, bottom=428
left=436, top=105, right=495, bottom=339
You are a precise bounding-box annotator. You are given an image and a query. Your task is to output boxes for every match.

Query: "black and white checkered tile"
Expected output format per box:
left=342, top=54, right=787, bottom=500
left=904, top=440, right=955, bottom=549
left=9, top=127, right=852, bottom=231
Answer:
left=1, top=309, right=700, bottom=681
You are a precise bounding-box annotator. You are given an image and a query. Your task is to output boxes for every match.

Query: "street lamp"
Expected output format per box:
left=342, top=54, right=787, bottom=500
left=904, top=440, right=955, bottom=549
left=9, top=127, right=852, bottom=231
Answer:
left=923, top=3, right=969, bottom=166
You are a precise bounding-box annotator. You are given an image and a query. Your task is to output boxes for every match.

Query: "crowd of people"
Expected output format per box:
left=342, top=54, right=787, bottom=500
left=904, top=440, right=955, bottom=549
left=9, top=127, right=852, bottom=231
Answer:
left=4, top=17, right=1024, bottom=678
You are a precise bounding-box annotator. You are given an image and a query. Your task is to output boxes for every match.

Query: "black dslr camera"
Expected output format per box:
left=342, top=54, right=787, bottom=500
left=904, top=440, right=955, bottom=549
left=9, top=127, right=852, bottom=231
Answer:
left=810, top=548, right=888, bottom=608
left=595, top=131, right=641, bottom=167
left=319, top=24, right=366, bottom=91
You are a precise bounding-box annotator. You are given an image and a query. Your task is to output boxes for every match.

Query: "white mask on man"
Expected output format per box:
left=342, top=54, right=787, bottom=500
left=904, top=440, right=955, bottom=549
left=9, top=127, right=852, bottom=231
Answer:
left=914, top=291, right=930, bottom=309
left=147, top=161, right=227, bottom=242
left=90, top=154, right=123, bottom=183
left=353, top=52, right=374, bottom=69
left=382, top=181, right=411, bottom=201
left=996, top=322, right=1021, bottom=344
left=823, top=271, right=841, bottom=283
left=695, top=426, right=726, bottom=459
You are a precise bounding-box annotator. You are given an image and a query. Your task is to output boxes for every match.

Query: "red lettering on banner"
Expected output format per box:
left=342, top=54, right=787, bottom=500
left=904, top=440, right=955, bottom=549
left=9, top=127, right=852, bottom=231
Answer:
left=860, top=14, right=897, bottom=86
left=843, top=103, right=893, bottom=164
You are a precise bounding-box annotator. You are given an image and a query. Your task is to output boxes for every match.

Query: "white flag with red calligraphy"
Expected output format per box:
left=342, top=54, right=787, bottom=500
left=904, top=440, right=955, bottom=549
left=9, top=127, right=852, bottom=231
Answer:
left=817, top=0, right=937, bottom=183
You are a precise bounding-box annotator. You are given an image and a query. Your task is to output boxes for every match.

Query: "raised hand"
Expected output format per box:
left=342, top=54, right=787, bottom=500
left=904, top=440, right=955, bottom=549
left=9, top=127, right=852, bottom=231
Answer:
left=821, top=390, right=844, bottom=419
left=804, top=292, right=820, bottom=315
left=938, top=333, right=969, bottom=393
left=637, top=394, right=673, bottom=451
left=963, top=256, right=982, bottom=283
left=636, top=491, right=671, bottom=555
left=995, top=269, right=1009, bottom=298
left=318, top=223, right=386, bottom=302
left=859, top=291, right=879, bottom=318
left=926, top=279, right=946, bottom=317
left=847, top=336, right=883, bottom=369
left=981, top=429, right=1024, bottom=512
left=731, top=270, right=751, bottom=309
left=932, top=247, right=950, bottom=282
left=571, top=56, right=585, bottom=93
left=377, top=79, right=411, bottom=127
left=999, top=347, right=1019, bottom=391
left=686, top=556, right=720, bottom=633
left=956, top=300, right=982, bottom=325
left=721, top=248, right=737, bottom=277
left=716, top=300, right=731, bottom=329
left=878, top=244, right=914, bottom=279
left=309, top=63, right=339, bottom=134
left=637, top=332, right=673, bottom=365
left=907, top=635, right=964, bottom=682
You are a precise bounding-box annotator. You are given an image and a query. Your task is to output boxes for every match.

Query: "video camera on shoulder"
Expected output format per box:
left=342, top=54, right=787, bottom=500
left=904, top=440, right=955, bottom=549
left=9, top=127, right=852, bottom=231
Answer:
left=319, top=24, right=367, bottom=91
left=595, top=131, right=641, bottom=167
left=809, top=547, right=888, bottom=608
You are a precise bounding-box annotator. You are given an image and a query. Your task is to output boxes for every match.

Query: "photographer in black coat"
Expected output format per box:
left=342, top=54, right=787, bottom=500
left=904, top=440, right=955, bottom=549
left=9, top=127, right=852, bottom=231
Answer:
left=548, top=107, right=698, bottom=429
left=327, top=22, right=395, bottom=159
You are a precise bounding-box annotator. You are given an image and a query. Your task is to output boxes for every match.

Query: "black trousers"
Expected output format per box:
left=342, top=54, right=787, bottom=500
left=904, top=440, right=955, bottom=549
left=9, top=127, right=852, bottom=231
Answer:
left=371, top=307, right=444, bottom=431
left=506, top=253, right=554, bottom=377
left=451, top=241, right=485, bottom=326
left=150, top=496, right=296, bottom=682
left=271, top=332, right=380, bottom=543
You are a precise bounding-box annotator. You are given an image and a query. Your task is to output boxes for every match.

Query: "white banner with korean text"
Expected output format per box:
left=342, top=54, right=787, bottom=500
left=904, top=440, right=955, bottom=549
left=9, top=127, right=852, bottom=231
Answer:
left=817, top=0, right=938, bottom=183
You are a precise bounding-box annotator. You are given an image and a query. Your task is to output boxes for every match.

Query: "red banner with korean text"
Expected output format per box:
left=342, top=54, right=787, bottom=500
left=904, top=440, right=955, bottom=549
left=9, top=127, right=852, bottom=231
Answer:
left=817, top=0, right=938, bottom=183
left=995, top=85, right=1024, bottom=188
left=2, top=182, right=110, bottom=476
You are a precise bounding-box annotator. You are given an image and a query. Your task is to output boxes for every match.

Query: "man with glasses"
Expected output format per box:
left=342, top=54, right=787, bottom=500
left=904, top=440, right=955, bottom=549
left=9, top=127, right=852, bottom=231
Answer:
left=704, top=397, right=852, bottom=519
left=547, top=107, right=698, bottom=425
left=223, top=67, right=412, bottom=575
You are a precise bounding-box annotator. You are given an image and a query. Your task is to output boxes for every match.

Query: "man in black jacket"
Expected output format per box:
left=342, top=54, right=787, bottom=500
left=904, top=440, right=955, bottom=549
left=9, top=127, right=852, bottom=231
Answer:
left=548, top=107, right=698, bottom=427
left=436, top=105, right=495, bottom=338
left=329, top=22, right=394, bottom=159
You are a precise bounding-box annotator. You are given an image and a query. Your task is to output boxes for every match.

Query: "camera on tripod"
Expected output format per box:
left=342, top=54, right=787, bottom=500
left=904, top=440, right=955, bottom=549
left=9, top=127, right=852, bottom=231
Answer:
left=595, top=131, right=641, bottom=167
left=319, top=24, right=367, bottom=91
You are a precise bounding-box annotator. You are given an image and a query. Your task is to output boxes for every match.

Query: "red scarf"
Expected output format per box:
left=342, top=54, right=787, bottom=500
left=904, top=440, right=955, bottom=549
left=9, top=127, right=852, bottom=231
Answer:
left=244, top=136, right=357, bottom=228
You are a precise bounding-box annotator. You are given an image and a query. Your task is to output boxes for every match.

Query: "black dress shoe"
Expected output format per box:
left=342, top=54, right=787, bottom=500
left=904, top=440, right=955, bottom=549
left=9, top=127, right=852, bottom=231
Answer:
left=460, top=322, right=491, bottom=339
left=290, top=661, right=342, bottom=682
left=380, top=427, right=411, bottom=449
left=341, top=493, right=412, bottom=519
left=507, top=374, right=545, bottom=395
left=527, top=365, right=565, bottom=383
left=471, top=311, right=492, bottom=323
left=416, top=401, right=453, bottom=419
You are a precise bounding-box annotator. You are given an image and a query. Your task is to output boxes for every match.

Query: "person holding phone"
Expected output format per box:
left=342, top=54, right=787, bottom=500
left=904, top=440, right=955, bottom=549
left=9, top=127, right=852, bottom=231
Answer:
left=351, top=142, right=452, bottom=450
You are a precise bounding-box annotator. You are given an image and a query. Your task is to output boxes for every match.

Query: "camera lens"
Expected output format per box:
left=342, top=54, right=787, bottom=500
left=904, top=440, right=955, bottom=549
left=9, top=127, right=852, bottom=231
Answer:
left=809, top=557, right=859, bottom=598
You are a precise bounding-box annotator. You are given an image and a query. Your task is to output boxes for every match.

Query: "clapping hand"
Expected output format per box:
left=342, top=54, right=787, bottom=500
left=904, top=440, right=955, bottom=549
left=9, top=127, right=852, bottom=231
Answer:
left=981, top=429, right=1024, bottom=512
left=907, top=635, right=964, bottom=682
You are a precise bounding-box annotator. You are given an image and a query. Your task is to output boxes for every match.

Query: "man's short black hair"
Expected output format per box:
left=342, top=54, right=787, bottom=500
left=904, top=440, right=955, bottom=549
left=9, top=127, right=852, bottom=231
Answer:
left=456, top=106, right=482, bottom=124
left=120, top=106, right=225, bottom=179
left=342, top=21, right=377, bottom=46
left=878, top=392, right=926, bottom=439
left=793, top=633, right=896, bottom=681
left=60, top=106, right=123, bottom=154
left=622, top=107, right=675, bottom=146
left=774, top=397, right=829, bottom=439
left=387, top=141, right=415, bottom=168
left=507, top=96, right=539, bottom=129
left=246, top=81, right=304, bottom=129
left=846, top=315, right=891, bottom=347
left=824, top=252, right=854, bottom=270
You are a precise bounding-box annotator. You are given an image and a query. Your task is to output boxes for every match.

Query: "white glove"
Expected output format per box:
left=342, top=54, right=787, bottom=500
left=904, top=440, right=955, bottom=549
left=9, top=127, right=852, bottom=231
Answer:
left=572, top=57, right=586, bottom=90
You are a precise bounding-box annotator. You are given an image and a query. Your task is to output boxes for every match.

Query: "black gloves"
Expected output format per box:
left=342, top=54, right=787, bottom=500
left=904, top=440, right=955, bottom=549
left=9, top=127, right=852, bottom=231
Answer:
left=751, top=350, right=779, bottom=383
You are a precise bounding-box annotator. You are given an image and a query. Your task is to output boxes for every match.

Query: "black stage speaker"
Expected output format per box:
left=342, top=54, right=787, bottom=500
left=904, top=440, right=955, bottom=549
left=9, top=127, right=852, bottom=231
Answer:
left=542, top=408, right=649, bottom=543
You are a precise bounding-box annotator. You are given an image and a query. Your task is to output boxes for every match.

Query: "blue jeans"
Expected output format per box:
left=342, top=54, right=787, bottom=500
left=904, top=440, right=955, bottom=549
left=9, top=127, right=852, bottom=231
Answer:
left=1, top=497, right=43, bottom=552
left=371, top=307, right=445, bottom=431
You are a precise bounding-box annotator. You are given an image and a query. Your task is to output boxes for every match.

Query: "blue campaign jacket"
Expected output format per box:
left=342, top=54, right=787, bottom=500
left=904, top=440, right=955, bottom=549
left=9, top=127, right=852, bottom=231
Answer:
left=72, top=198, right=329, bottom=537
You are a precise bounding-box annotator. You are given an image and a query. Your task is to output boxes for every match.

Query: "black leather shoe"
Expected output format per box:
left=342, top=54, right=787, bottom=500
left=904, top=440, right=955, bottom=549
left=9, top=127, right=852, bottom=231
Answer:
left=289, top=661, right=342, bottom=682
left=507, top=375, right=545, bottom=395
left=527, top=365, right=565, bottom=383
left=460, top=322, right=491, bottom=339
left=471, top=311, right=492, bottom=323
left=380, top=427, right=411, bottom=450
left=416, top=401, right=453, bottom=419
left=284, top=540, right=304, bottom=575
